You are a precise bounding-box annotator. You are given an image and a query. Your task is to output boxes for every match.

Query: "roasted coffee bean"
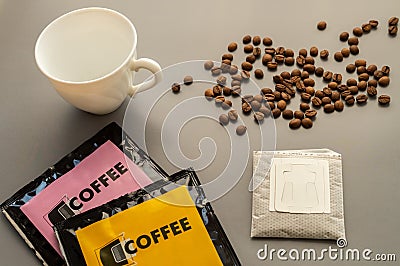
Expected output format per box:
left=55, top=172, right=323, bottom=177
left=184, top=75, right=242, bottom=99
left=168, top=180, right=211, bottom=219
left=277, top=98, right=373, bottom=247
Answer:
left=228, top=42, right=237, bottom=52
left=301, top=71, right=309, bottom=80
left=357, top=66, right=367, bottom=75
left=333, top=73, right=342, bottom=84
left=244, top=44, right=254, bottom=53
left=315, top=90, right=325, bottom=98
left=251, top=100, right=262, bottom=111
left=275, top=83, right=286, bottom=92
left=303, top=64, right=315, bottom=74
left=305, top=109, right=317, bottom=118
left=334, top=100, right=344, bottom=111
left=254, top=68, right=264, bottom=79
left=296, top=55, right=305, bottom=67
left=204, top=88, right=214, bottom=99
left=389, top=25, right=398, bottom=35
left=215, top=95, right=225, bottom=104
left=267, top=61, right=278, bottom=70
left=362, top=23, right=372, bottom=33
left=246, top=54, right=256, bottom=64
left=301, top=93, right=312, bottom=102
left=272, top=108, right=281, bottom=118
left=303, top=78, right=315, bottom=87
left=213, top=85, right=222, bottom=95
left=276, top=47, right=285, bottom=55
left=285, top=49, right=295, bottom=57
left=231, top=80, right=241, bottom=87
left=315, top=67, right=324, bottom=77
left=328, top=81, right=338, bottom=90
left=312, top=97, right=322, bottom=107
left=262, top=54, right=273, bottom=66
left=277, top=100, right=287, bottom=110
left=309, top=46, right=318, bottom=57
left=305, top=86, right=315, bottom=95
left=265, top=47, right=276, bottom=55
left=275, top=55, right=285, bottom=64
left=242, top=102, right=252, bottom=113
left=341, top=90, right=352, bottom=99
left=264, top=93, right=275, bottom=102
left=242, top=95, right=253, bottom=103
left=369, top=19, right=379, bottom=28
left=252, top=35, right=261, bottom=46
left=267, top=101, right=276, bottom=109
left=211, top=66, right=221, bottom=76
left=341, top=48, right=350, bottom=57
left=389, top=17, right=399, bottom=26
left=295, top=80, right=305, bottom=91
left=357, top=81, right=368, bottom=91
left=334, top=52, right=344, bottom=62
left=243, top=35, right=251, bottom=44
left=331, top=91, right=340, bottom=101
left=317, top=21, right=327, bottom=30
left=289, top=118, right=302, bottom=129
left=220, top=93, right=231, bottom=103
left=280, top=71, right=291, bottom=80
left=367, top=86, right=377, bottom=97
left=183, top=75, right=193, bottom=85
left=229, top=65, right=239, bottom=75
left=340, top=31, right=350, bottom=41
left=228, top=109, right=238, bottom=121
left=355, top=59, right=367, bottom=67
left=337, top=84, right=348, bottom=92
left=222, top=58, right=231, bottom=66
left=232, top=86, right=242, bottom=96
left=216, top=75, right=227, bottom=86
left=281, top=92, right=291, bottom=101
left=284, top=57, right=295, bottom=66
left=254, top=111, right=264, bottom=122
left=222, top=53, right=234, bottom=61
left=353, top=27, right=363, bottom=36
left=302, top=118, right=313, bottom=129
left=282, top=109, right=294, bottom=119
left=349, top=86, right=358, bottom=95
left=346, top=64, right=356, bottom=73
left=253, top=94, right=263, bottom=103
left=358, top=73, right=369, bottom=82
left=263, top=37, right=273, bottom=46
left=374, top=70, right=384, bottom=80
left=323, top=87, right=332, bottom=97
left=348, top=37, right=359, bottom=45
left=286, top=87, right=296, bottom=97
left=323, top=104, right=335, bottom=113
left=300, top=102, right=310, bottom=111
left=378, top=76, right=390, bottom=87
left=378, top=95, right=391, bottom=105
left=291, top=69, right=301, bottom=77
left=350, top=45, right=359, bottom=55
left=381, top=65, right=390, bottom=76
left=294, top=110, right=304, bottom=119
left=366, top=64, right=377, bottom=75
left=304, top=56, right=315, bottom=65
left=322, top=96, right=332, bottom=105
left=299, top=48, right=308, bottom=57
left=345, top=95, right=355, bottom=105
left=273, top=91, right=281, bottom=100
left=347, top=78, right=357, bottom=86
left=367, top=80, right=377, bottom=88
left=356, top=94, right=368, bottom=103
left=261, top=88, right=273, bottom=94
left=221, top=62, right=231, bottom=73
left=223, top=86, right=232, bottom=96
left=219, top=114, right=229, bottom=125
left=171, top=82, right=180, bottom=93
left=253, top=47, right=262, bottom=57
left=241, top=62, right=253, bottom=71
left=204, top=60, right=214, bottom=70
left=236, top=125, right=247, bottom=135
left=320, top=49, right=329, bottom=59
left=259, top=106, right=271, bottom=116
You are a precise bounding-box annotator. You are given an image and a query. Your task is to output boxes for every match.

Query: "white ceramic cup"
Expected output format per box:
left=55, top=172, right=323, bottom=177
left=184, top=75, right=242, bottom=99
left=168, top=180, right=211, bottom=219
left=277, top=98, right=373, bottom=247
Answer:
left=35, top=7, right=162, bottom=115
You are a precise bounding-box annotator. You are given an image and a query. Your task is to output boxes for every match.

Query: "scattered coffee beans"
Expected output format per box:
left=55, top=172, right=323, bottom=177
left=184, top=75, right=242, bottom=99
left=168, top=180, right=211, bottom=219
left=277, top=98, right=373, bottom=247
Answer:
left=242, top=102, right=252, bottom=113
left=253, top=36, right=261, bottom=46
left=369, top=20, right=379, bottom=28
left=350, top=45, right=359, bottom=55
left=367, top=86, right=377, bottom=97
left=300, top=102, right=310, bottom=111
left=272, top=108, right=281, bottom=118
left=340, top=32, right=350, bottom=41
left=282, top=109, right=294, bottom=119
left=246, top=54, right=256, bottom=64
left=254, top=69, right=264, bottom=79
left=345, top=95, right=355, bottom=105
left=244, top=44, right=254, bottom=53
left=353, top=27, right=363, bottom=37
left=378, top=76, right=390, bottom=87
left=317, top=21, right=327, bottom=30
left=341, top=48, right=350, bottom=57
left=356, top=94, right=368, bottom=104
left=241, top=62, right=253, bottom=71
left=204, top=60, right=214, bottom=70
left=334, top=100, right=344, bottom=111
left=294, top=110, right=304, bottom=119
left=227, top=42, right=237, bottom=52
left=320, top=49, right=329, bottom=59
left=334, top=52, right=344, bottom=62
left=362, top=23, right=372, bottom=33
left=263, top=37, right=273, bottom=46
left=348, top=37, right=359, bottom=45
left=324, top=104, right=335, bottom=113
left=183, top=75, right=193, bottom=85
left=310, top=46, right=319, bottom=57
left=228, top=110, right=238, bottom=121
left=236, top=125, right=247, bottom=135
left=346, top=64, right=356, bottom=73
left=305, top=109, right=317, bottom=118
left=204, top=88, right=214, bottom=99
left=302, top=118, right=313, bottom=128
left=289, top=118, right=302, bottom=129
left=378, top=95, right=390, bottom=105
left=242, top=35, right=251, bottom=44
left=219, top=114, right=229, bottom=125
left=171, top=83, right=180, bottom=93
left=388, top=17, right=399, bottom=26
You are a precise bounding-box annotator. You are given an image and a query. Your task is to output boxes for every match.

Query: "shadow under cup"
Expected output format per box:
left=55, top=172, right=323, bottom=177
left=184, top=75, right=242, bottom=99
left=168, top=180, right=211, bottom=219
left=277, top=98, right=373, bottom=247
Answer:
left=35, top=7, right=137, bottom=84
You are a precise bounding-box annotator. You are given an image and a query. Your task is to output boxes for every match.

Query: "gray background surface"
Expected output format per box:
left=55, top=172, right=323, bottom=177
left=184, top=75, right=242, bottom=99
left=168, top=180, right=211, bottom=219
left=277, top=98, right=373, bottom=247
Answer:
left=1, top=0, right=399, bottom=265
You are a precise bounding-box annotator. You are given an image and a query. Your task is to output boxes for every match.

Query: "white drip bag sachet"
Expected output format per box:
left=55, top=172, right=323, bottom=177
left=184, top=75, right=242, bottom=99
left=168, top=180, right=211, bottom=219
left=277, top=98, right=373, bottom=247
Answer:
left=251, top=149, right=345, bottom=240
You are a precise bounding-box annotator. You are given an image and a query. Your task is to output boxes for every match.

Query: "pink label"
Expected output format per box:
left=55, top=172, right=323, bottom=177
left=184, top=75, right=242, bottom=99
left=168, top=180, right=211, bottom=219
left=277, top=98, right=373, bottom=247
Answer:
left=21, top=141, right=153, bottom=255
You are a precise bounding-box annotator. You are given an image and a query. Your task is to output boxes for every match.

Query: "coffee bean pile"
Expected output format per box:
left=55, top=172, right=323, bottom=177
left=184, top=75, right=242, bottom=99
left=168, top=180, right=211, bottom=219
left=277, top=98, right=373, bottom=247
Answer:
left=171, top=17, right=395, bottom=132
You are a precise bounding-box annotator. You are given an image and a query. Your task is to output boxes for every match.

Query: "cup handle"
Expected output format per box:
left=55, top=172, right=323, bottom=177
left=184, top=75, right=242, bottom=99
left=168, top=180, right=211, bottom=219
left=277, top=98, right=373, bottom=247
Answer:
left=128, top=58, right=162, bottom=96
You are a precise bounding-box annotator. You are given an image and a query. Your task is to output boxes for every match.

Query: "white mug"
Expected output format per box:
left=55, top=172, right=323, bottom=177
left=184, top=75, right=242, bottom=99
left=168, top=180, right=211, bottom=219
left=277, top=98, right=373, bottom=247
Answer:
left=35, top=7, right=162, bottom=115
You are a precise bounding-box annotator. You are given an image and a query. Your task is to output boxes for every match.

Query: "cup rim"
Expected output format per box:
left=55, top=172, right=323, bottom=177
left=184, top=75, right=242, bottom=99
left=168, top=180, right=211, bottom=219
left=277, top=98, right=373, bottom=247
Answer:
left=34, top=7, right=137, bottom=85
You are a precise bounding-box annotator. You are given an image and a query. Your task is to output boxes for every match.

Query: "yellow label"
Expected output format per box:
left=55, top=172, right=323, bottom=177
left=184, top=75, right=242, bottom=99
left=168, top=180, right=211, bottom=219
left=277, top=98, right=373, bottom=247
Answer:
left=76, top=186, right=223, bottom=266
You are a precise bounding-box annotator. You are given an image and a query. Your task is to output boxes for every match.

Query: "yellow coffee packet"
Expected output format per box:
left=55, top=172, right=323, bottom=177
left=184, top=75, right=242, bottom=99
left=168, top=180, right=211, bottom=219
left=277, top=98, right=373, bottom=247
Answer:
left=76, top=186, right=223, bottom=266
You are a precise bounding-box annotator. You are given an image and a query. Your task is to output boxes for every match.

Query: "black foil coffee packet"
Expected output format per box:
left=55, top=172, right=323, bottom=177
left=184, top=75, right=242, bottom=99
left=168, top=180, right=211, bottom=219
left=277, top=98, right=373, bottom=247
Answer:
left=0, top=122, right=169, bottom=265
left=54, top=170, right=241, bottom=266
